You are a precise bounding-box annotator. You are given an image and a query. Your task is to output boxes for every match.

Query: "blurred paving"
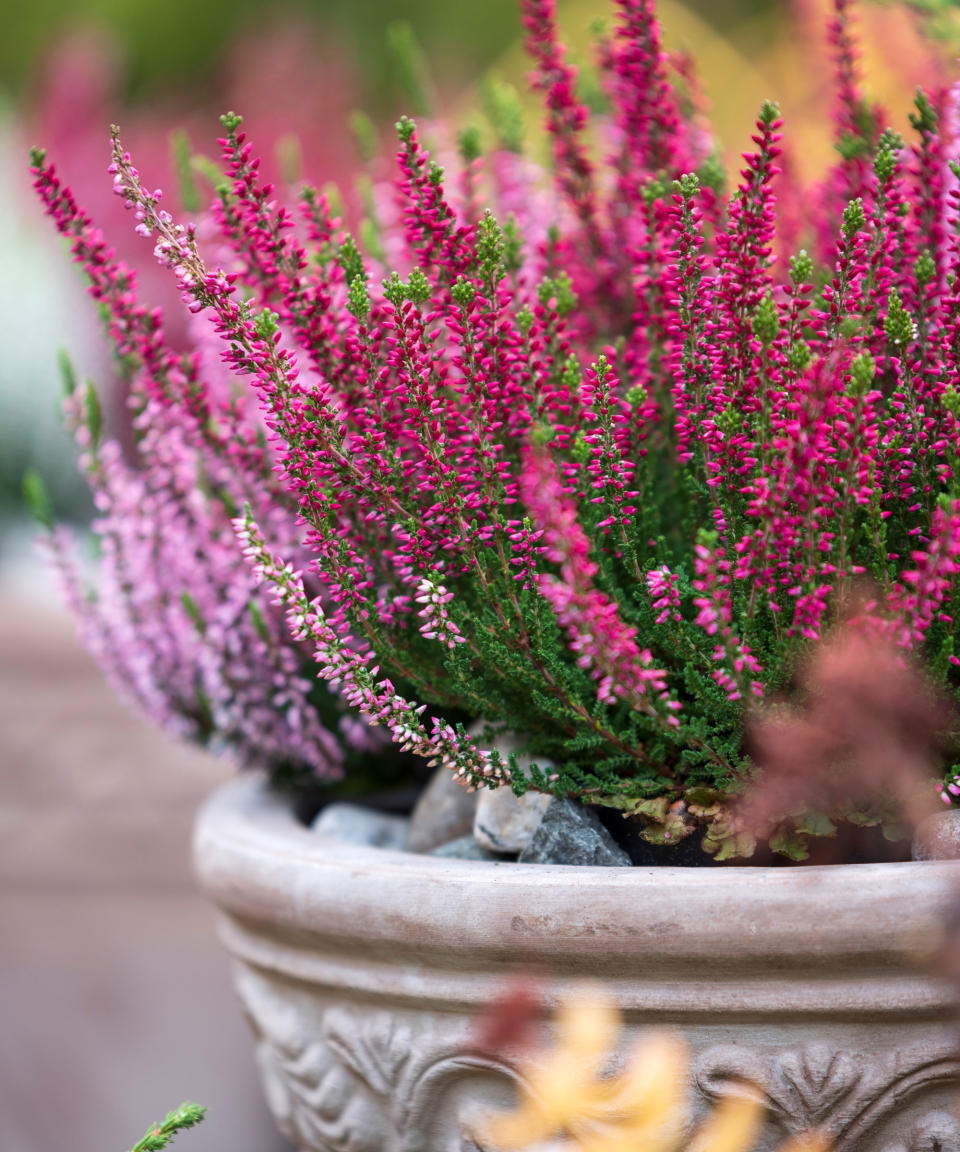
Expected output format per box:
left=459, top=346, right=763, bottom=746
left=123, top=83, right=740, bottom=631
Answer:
left=0, top=595, right=291, bottom=1152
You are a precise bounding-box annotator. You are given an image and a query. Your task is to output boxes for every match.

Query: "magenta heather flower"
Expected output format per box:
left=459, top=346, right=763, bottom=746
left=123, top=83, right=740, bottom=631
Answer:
left=31, top=0, right=960, bottom=857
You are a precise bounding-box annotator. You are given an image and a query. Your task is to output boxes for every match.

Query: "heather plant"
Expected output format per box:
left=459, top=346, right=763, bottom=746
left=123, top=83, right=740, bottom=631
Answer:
left=30, top=0, right=960, bottom=859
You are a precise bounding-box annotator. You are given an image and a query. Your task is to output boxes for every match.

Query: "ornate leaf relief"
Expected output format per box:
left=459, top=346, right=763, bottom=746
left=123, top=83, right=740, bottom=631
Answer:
left=696, top=1043, right=960, bottom=1151
left=323, top=1008, right=415, bottom=1104
left=894, top=1110, right=960, bottom=1152
left=874, top=1109, right=960, bottom=1152
left=233, top=964, right=521, bottom=1152
left=770, top=1046, right=862, bottom=1125
left=233, top=961, right=960, bottom=1152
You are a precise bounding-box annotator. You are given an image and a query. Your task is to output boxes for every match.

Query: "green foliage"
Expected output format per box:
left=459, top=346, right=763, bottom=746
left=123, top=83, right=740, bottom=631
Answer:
left=537, top=272, right=577, bottom=317
left=758, top=100, right=780, bottom=129
left=170, top=129, right=200, bottom=213
left=57, top=348, right=77, bottom=397
left=751, top=292, right=779, bottom=346
left=458, top=124, right=483, bottom=165
left=128, top=1104, right=206, bottom=1152
left=219, top=110, right=243, bottom=136
left=254, top=310, right=280, bottom=342
left=22, top=468, right=54, bottom=529
left=843, top=197, right=866, bottom=241
left=915, top=248, right=937, bottom=286
left=874, top=129, right=903, bottom=182
left=84, top=380, right=103, bottom=449
left=347, top=275, right=371, bottom=322
left=405, top=267, right=432, bottom=306
left=338, top=234, right=367, bottom=287
left=386, top=20, right=432, bottom=118
left=383, top=270, right=406, bottom=308
left=350, top=111, right=379, bottom=165
left=396, top=115, right=417, bottom=147
left=476, top=211, right=506, bottom=289
left=695, top=154, right=725, bottom=195
left=848, top=351, right=875, bottom=397
left=909, top=87, right=938, bottom=135
left=452, top=276, right=476, bottom=309
left=673, top=172, right=700, bottom=200
left=884, top=289, right=916, bottom=348
left=180, top=591, right=204, bottom=633
left=789, top=249, right=813, bottom=285
left=787, top=340, right=812, bottom=374
left=482, top=75, right=525, bottom=154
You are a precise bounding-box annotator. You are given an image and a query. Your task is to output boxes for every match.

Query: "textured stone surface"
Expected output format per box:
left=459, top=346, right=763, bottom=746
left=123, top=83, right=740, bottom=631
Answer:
left=518, top=798, right=631, bottom=866
left=913, top=810, right=960, bottom=860
left=311, top=802, right=409, bottom=848
left=195, top=777, right=960, bottom=1152
left=473, top=785, right=554, bottom=853
left=406, top=766, right=477, bottom=853
left=430, top=834, right=504, bottom=861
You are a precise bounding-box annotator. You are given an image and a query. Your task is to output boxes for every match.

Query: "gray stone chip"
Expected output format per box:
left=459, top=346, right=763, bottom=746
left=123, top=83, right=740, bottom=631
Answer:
left=429, top=836, right=505, bottom=862
left=518, top=798, right=631, bottom=866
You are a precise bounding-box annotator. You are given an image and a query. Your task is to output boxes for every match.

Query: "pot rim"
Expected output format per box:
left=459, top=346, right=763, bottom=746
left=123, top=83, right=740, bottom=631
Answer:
left=194, top=776, right=960, bottom=986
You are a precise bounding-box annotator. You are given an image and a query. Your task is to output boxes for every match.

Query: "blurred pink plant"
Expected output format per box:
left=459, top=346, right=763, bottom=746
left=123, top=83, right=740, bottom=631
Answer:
left=25, top=24, right=358, bottom=357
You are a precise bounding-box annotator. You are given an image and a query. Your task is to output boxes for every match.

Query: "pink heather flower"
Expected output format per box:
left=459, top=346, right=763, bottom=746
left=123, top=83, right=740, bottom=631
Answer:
left=415, top=577, right=468, bottom=649
left=646, top=565, right=682, bottom=625
left=237, top=510, right=506, bottom=787
left=888, top=501, right=960, bottom=650
left=693, top=539, right=764, bottom=702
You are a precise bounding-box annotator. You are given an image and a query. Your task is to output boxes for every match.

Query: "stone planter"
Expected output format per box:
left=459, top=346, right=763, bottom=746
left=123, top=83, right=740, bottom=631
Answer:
left=194, top=776, right=960, bottom=1152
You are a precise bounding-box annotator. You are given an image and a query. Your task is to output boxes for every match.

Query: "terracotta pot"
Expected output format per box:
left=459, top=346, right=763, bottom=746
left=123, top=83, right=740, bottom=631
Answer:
left=194, top=776, right=960, bottom=1152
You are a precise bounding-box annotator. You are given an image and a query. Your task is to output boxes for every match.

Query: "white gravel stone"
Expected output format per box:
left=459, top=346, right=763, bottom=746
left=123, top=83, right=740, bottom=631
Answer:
left=473, top=786, right=554, bottom=853
left=913, top=810, right=960, bottom=860
left=406, top=767, right=478, bottom=853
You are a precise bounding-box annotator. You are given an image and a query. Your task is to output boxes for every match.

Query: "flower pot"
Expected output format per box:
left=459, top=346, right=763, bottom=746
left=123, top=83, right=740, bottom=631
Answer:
left=194, top=776, right=960, bottom=1152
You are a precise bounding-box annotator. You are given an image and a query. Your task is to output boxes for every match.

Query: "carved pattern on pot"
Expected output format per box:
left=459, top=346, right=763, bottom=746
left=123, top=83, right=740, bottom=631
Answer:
left=234, top=963, right=521, bottom=1152
left=888, top=1110, right=960, bottom=1152
left=696, top=1043, right=960, bottom=1151
left=238, top=949, right=960, bottom=1152
left=870, top=1110, right=960, bottom=1152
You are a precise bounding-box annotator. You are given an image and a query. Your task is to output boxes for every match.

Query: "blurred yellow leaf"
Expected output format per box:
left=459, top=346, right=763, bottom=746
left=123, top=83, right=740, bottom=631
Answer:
left=483, top=987, right=830, bottom=1152
left=555, top=984, right=620, bottom=1063
left=687, top=1094, right=764, bottom=1152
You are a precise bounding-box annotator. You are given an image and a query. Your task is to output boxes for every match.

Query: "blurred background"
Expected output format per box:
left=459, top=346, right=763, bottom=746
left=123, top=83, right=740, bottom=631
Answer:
left=0, top=0, right=957, bottom=1150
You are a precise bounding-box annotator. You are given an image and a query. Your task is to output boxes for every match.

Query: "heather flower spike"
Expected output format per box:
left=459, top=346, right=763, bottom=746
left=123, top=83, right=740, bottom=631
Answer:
left=32, top=0, right=960, bottom=858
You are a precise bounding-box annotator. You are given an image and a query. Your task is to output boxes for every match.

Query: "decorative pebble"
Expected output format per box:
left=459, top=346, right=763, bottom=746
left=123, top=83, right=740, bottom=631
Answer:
left=912, top=810, right=960, bottom=861
left=474, top=787, right=555, bottom=854
left=311, top=803, right=409, bottom=849
left=406, top=766, right=478, bottom=853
